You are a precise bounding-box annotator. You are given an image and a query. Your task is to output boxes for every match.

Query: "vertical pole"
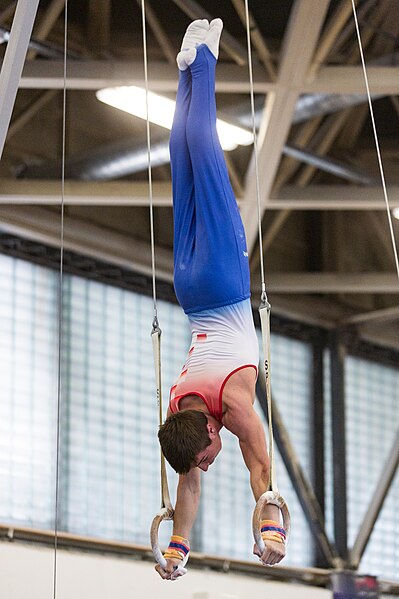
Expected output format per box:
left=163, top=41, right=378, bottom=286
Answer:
left=312, top=332, right=326, bottom=567
left=330, top=330, right=348, bottom=561
left=0, top=0, right=40, bottom=161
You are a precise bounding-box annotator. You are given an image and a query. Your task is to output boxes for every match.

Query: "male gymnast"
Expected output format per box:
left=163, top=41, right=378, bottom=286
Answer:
left=156, top=19, right=286, bottom=580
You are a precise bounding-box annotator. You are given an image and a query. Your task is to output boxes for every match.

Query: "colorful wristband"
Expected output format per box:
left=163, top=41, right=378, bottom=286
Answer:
left=164, top=535, right=190, bottom=561
left=260, top=519, right=286, bottom=544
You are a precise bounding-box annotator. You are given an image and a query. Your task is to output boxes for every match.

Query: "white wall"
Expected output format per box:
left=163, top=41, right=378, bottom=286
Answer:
left=0, top=542, right=331, bottom=599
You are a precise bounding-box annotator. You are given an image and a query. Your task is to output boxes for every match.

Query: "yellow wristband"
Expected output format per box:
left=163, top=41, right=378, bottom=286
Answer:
left=170, top=534, right=189, bottom=545
left=261, top=532, right=285, bottom=544
left=164, top=535, right=190, bottom=561
left=164, top=550, right=183, bottom=560
left=260, top=519, right=286, bottom=544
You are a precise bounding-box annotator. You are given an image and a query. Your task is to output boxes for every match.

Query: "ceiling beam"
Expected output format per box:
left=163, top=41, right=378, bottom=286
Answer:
left=308, top=0, right=360, bottom=78
left=137, top=0, right=175, bottom=65
left=256, top=6, right=384, bottom=258
left=11, top=59, right=399, bottom=94
left=256, top=273, right=399, bottom=294
left=331, top=0, right=375, bottom=60
left=0, top=205, right=174, bottom=281
left=0, top=180, right=174, bottom=205
left=230, top=0, right=276, bottom=80
left=27, top=0, right=65, bottom=60
left=1, top=180, right=399, bottom=210
left=341, top=304, right=399, bottom=325
left=260, top=117, right=324, bottom=258
left=240, top=1, right=330, bottom=254
left=0, top=0, right=40, bottom=161
left=364, top=211, right=397, bottom=270
left=305, top=64, right=399, bottom=94
left=1, top=206, right=398, bottom=294
left=263, top=295, right=399, bottom=336
left=274, top=185, right=399, bottom=208
left=7, top=90, right=58, bottom=140
left=15, top=59, right=271, bottom=92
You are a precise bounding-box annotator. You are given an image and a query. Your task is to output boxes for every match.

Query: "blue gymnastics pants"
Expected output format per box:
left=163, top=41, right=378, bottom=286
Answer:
left=170, top=44, right=251, bottom=314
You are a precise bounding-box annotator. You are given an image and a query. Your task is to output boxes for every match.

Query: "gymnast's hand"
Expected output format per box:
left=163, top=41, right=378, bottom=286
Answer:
left=253, top=537, right=286, bottom=566
left=155, top=557, right=185, bottom=580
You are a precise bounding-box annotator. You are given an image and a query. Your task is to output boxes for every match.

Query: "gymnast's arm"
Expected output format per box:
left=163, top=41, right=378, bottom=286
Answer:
left=155, top=462, right=201, bottom=579
left=156, top=405, right=201, bottom=579
left=174, top=467, right=202, bottom=539
left=223, top=395, right=272, bottom=501
left=166, top=405, right=202, bottom=539
left=223, top=395, right=285, bottom=565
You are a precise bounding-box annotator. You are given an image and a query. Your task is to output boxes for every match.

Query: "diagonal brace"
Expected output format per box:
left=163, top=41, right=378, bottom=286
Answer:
left=256, top=375, right=342, bottom=568
left=0, top=0, right=40, bottom=161
left=349, top=429, right=399, bottom=569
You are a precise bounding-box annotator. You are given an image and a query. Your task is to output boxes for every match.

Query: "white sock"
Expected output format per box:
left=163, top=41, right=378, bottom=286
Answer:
left=205, top=18, right=223, bottom=59
left=177, top=19, right=209, bottom=71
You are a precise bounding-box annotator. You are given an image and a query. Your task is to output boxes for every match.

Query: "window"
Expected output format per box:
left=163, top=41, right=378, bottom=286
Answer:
left=0, top=255, right=58, bottom=528
left=265, top=333, right=314, bottom=568
left=345, top=355, right=399, bottom=579
left=61, top=276, right=189, bottom=544
left=324, top=350, right=399, bottom=580
left=2, top=250, right=397, bottom=578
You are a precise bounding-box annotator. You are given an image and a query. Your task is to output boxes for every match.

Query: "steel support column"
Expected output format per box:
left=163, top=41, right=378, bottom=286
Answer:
left=330, top=331, right=348, bottom=561
left=312, top=333, right=327, bottom=568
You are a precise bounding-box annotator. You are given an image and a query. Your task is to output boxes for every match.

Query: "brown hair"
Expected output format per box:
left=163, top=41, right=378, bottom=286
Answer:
left=158, top=410, right=211, bottom=474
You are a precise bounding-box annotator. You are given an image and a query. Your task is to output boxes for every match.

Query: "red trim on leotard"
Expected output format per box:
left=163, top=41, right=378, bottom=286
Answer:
left=217, top=364, right=258, bottom=422
left=170, top=365, right=258, bottom=423
left=170, top=392, right=214, bottom=418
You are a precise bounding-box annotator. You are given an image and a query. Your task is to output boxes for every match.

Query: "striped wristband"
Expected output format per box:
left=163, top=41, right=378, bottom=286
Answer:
left=163, top=535, right=190, bottom=561
left=260, top=519, right=286, bottom=544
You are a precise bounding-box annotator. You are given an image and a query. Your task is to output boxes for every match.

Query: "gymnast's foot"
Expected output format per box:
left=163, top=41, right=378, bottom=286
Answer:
left=177, top=19, right=209, bottom=71
left=205, top=18, right=223, bottom=60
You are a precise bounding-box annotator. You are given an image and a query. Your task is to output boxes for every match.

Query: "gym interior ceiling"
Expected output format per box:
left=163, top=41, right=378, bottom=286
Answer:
left=0, top=0, right=398, bottom=347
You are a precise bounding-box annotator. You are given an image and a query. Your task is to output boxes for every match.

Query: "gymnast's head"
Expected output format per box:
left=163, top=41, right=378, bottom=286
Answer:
left=158, top=410, right=222, bottom=474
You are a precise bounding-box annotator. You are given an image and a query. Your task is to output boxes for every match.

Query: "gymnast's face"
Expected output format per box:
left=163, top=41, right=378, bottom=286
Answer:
left=194, top=425, right=222, bottom=472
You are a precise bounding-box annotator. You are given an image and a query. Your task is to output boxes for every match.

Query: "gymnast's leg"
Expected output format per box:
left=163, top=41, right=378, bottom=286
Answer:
left=169, top=68, right=195, bottom=306
left=170, top=21, right=209, bottom=311
left=184, top=21, right=251, bottom=313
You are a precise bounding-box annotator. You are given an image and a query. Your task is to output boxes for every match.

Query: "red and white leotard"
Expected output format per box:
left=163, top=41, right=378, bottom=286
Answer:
left=169, top=299, right=259, bottom=423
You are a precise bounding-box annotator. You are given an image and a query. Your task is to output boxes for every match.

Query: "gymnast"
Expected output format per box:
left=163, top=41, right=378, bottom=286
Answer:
left=156, top=19, right=286, bottom=580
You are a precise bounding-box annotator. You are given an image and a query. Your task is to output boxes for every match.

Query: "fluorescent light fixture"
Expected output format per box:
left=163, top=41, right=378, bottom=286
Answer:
left=393, top=207, right=399, bottom=220
left=96, top=86, right=253, bottom=151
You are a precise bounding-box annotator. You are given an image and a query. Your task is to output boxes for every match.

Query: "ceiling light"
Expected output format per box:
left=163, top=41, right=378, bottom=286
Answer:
left=393, top=207, right=399, bottom=220
left=96, top=86, right=253, bottom=152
